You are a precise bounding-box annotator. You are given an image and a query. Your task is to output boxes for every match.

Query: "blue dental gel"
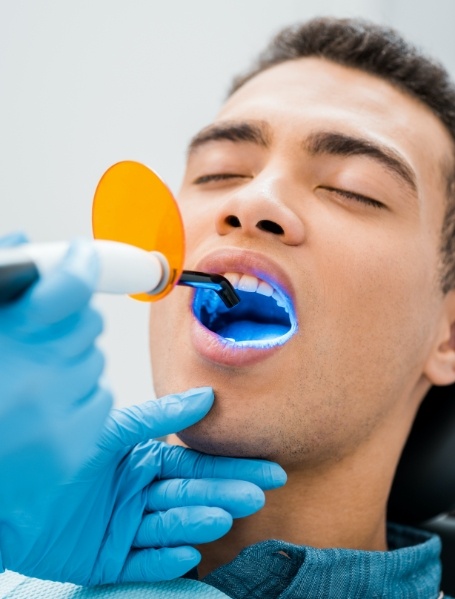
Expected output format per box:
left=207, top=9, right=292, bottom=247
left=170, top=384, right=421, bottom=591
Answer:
left=192, top=286, right=298, bottom=348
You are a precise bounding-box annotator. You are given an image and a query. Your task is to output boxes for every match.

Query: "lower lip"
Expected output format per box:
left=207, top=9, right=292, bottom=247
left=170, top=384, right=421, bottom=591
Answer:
left=190, top=316, right=283, bottom=367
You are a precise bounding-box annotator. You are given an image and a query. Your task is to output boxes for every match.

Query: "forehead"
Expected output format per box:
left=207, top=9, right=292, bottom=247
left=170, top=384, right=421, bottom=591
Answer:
left=217, top=58, right=451, bottom=191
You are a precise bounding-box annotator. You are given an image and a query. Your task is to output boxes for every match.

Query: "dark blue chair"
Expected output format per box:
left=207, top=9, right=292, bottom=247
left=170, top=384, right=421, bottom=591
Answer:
left=388, top=383, right=455, bottom=593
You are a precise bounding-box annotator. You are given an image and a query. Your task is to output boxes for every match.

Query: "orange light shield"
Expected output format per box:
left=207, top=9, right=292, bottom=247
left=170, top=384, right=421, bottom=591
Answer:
left=92, top=161, right=185, bottom=301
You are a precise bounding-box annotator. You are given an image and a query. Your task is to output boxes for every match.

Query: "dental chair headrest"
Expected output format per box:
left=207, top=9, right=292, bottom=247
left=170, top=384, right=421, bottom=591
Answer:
left=388, top=383, right=455, bottom=524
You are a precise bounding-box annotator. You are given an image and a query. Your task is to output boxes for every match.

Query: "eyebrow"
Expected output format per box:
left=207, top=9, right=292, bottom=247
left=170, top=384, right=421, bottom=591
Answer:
left=187, top=120, right=271, bottom=156
left=304, top=131, right=417, bottom=194
left=187, top=120, right=418, bottom=195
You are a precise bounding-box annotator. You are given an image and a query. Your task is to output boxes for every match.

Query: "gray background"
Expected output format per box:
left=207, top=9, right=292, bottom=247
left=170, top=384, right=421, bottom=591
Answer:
left=1, top=0, right=454, bottom=407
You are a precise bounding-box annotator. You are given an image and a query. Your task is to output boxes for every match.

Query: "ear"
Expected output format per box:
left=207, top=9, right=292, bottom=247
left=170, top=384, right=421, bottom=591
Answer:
left=424, top=290, right=455, bottom=386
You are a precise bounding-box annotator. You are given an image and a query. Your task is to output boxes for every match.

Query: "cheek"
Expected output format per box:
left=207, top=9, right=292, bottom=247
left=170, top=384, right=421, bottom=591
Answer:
left=150, top=286, right=217, bottom=398
left=149, top=294, right=186, bottom=391
left=179, top=198, right=216, bottom=254
left=316, top=228, right=438, bottom=380
left=149, top=303, right=168, bottom=384
left=149, top=302, right=169, bottom=347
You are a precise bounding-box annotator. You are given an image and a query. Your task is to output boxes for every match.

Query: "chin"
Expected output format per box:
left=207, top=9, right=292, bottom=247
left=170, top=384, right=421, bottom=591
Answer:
left=177, top=429, right=265, bottom=458
left=176, top=413, right=278, bottom=460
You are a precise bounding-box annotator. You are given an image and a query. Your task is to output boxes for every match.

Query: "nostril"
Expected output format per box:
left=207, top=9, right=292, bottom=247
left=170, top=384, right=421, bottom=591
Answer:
left=257, top=220, right=284, bottom=235
left=226, top=215, right=241, bottom=228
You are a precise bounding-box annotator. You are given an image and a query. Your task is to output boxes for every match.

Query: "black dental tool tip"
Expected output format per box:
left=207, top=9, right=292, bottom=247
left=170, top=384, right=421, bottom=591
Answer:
left=177, top=270, right=240, bottom=308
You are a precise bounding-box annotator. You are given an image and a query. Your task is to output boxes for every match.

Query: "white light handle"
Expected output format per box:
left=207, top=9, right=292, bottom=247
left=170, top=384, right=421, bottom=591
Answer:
left=0, top=240, right=170, bottom=299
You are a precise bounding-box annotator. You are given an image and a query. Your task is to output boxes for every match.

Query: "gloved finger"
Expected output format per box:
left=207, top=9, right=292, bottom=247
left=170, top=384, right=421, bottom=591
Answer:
left=32, top=307, right=104, bottom=359
left=0, top=231, right=28, bottom=247
left=52, top=385, right=113, bottom=475
left=101, top=387, right=214, bottom=452
left=117, top=546, right=201, bottom=584
left=7, top=239, right=99, bottom=329
left=58, top=307, right=103, bottom=359
left=146, top=478, right=265, bottom=518
left=52, top=346, right=106, bottom=407
left=0, top=341, right=105, bottom=412
left=133, top=506, right=233, bottom=548
left=157, top=443, right=287, bottom=491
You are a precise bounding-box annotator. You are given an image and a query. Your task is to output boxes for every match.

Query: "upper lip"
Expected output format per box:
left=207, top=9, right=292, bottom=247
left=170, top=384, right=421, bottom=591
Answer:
left=193, top=247, right=296, bottom=305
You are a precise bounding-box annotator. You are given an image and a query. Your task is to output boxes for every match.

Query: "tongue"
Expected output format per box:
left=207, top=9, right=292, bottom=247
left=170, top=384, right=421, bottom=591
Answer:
left=217, top=320, right=289, bottom=342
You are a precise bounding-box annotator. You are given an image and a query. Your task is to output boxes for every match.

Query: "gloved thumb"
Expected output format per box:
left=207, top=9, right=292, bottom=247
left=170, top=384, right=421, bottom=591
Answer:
left=0, top=231, right=28, bottom=248
left=102, top=387, right=214, bottom=452
left=11, top=239, right=99, bottom=328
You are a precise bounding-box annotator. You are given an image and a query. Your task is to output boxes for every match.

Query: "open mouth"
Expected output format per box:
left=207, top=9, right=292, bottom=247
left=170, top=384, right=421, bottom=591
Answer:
left=192, top=272, right=298, bottom=349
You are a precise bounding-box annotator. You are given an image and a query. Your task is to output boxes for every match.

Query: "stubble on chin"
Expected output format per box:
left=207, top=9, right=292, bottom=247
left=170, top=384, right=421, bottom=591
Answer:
left=176, top=420, right=252, bottom=458
left=174, top=407, right=290, bottom=461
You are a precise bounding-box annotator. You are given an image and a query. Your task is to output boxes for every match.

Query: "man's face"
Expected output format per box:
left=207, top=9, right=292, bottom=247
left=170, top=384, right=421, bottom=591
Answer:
left=149, top=57, right=452, bottom=465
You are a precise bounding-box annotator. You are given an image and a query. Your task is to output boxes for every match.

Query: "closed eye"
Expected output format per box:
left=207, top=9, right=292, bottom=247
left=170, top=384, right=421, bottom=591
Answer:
left=322, top=186, right=384, bottom=209
left=193, top=173, right=247, bottom=184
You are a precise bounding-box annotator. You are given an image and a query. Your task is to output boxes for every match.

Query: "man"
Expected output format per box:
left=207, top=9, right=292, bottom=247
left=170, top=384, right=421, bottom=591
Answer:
left=149, top=17, right=455, bottom=597
left=2, top=15, right=454, bottom=599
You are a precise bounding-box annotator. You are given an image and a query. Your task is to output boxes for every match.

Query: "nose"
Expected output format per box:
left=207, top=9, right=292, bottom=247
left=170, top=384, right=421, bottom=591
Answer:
left=215, top=175, right=305, bottom=246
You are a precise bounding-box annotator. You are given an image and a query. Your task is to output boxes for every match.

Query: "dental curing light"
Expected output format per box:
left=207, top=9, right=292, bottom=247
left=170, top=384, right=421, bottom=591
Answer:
left=178, top=271, right=240, bottom=308
left=0, top=162, right=239, bottom=307
left=92, top=161, right=239, bottom=307
left=0, top=240, right=170, bottom=304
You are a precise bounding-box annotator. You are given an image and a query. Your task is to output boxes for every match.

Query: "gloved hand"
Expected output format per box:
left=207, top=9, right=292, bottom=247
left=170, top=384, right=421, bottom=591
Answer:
left=0, top=387, right=287, bottom=584
left=0, top=232, right=112, bottom=519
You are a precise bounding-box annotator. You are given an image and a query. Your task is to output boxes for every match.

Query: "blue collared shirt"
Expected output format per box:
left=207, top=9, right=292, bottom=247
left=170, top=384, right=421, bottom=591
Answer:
left=201, top=523, right=451, bottom=598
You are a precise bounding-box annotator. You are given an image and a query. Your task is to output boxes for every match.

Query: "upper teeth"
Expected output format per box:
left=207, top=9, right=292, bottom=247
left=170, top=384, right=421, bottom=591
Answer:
left=223, top=272, right=288, bottom=310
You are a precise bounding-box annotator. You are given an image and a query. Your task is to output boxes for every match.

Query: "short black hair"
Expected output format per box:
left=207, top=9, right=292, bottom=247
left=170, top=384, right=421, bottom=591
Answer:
left=230, top=17, right=455, bottom=293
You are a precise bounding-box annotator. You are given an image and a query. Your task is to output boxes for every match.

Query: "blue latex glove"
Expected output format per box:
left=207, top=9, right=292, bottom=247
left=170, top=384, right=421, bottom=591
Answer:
left=0, top=233, right=112, bottom=518
left=0, top=387, right=287, bottom=584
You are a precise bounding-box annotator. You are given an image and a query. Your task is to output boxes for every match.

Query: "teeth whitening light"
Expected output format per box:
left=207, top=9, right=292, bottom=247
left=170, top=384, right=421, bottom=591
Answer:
left=0, top=161, right=240, bottom=308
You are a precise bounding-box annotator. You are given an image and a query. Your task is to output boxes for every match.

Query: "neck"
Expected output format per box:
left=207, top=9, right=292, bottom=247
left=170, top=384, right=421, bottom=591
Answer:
left=168, top=384, right=422, bottom=579
left=197, top=409, right=414, bottom=578
left=197, top=455, right=389, bottom=577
